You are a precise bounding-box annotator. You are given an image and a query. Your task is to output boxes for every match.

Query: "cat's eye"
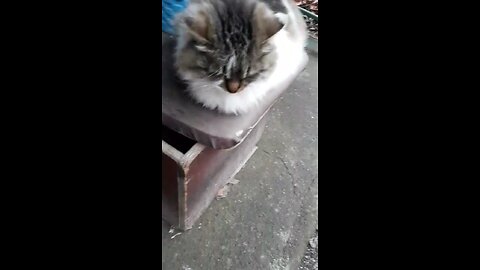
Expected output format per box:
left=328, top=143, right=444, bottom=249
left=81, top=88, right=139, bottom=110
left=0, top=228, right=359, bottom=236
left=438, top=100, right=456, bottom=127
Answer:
left=243, top=67, right=250, bottom=78
left=197, top=57, right=208, bottom=68
left=195, top=44, right=213, bottom=54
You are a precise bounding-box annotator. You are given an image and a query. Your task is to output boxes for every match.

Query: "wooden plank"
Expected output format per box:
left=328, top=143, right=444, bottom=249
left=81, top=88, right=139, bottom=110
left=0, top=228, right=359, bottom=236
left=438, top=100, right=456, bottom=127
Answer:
left=162, top=150, right=181, bottom=227
left=162, top=120, right=266, bottom=230
left=183, top=118, right=266, bottom=230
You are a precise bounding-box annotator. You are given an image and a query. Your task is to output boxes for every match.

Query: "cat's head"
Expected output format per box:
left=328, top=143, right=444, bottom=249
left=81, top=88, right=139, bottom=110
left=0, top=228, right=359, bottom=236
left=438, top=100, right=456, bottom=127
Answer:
left=174, top=0, right=284, bottom=94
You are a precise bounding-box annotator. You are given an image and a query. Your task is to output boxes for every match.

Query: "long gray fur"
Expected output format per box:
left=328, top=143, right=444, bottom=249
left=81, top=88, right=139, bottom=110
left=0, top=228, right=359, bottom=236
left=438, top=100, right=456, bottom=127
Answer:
left=174, top=0, right=287, bottom=92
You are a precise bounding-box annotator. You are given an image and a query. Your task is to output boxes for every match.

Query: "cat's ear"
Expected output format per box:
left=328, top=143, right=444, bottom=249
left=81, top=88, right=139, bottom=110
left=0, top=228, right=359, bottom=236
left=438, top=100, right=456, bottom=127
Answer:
left=177, top=10, right=213, bottom=44
left=252, top=3, right=284, bottom=44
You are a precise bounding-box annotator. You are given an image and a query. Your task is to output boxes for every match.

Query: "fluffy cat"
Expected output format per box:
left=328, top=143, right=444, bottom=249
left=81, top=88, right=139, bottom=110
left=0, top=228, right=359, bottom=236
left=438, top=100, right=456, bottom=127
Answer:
left=174, top=0, right=307, bottom=115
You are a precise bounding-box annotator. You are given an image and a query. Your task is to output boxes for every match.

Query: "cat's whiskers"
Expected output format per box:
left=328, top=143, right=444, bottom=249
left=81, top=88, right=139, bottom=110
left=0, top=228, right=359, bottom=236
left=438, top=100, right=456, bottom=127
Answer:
left=207, top=67, right=223, bottom=78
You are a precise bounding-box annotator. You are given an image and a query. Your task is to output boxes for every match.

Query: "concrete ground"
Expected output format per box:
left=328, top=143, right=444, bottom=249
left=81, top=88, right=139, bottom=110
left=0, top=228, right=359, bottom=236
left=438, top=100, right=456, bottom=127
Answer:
left=162, top=51, right=318, bottom=270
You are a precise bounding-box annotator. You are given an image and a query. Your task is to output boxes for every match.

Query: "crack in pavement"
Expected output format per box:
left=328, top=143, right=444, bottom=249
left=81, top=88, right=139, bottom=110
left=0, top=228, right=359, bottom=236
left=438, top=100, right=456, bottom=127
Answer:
left=309, top=176, right=316, bottom=189
left=262, top=149, right=272, bottom=157
left=278, top=156, right=298, bottom=196
left=261, top=149, right=298, bottom=197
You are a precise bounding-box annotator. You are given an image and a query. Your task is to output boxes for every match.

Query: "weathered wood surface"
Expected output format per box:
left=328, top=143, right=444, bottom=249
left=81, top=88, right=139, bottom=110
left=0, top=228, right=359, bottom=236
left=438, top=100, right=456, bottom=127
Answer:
left=161, top=118, right=266, bottom=230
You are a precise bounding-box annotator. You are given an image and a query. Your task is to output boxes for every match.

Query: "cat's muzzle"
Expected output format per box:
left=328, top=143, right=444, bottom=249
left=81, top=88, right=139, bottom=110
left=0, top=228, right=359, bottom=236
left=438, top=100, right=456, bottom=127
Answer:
left=225, top=79, right=244, bottom=93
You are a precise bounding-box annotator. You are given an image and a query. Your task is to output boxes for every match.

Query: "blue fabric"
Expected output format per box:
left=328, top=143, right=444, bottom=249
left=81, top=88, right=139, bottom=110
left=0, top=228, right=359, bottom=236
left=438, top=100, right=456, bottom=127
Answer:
left=162, top=0, right=189, bottom=34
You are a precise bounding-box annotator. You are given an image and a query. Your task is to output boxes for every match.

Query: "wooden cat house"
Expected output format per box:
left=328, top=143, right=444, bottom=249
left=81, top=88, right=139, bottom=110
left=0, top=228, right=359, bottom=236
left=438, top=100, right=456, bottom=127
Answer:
left=161, top=33, right=308, bottom=230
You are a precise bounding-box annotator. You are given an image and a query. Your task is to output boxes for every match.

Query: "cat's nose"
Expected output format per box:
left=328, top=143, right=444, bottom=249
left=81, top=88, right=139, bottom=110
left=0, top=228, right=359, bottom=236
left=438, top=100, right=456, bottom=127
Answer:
left=226, top=80, right=241, bottom=93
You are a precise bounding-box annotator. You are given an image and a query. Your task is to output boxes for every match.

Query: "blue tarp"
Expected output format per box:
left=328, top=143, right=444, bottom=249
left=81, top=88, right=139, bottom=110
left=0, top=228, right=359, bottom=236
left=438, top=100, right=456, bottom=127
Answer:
left=162, top=0, right=188, bottom=34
